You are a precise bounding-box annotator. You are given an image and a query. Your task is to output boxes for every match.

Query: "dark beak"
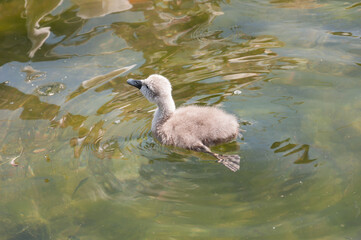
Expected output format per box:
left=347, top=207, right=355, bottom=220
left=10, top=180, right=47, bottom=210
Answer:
left=127, top=79, right=142, bottom=89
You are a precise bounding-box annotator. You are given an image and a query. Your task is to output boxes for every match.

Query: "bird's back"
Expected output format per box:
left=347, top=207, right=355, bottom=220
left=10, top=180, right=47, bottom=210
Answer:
left=158, top=105, right=239, bottom=149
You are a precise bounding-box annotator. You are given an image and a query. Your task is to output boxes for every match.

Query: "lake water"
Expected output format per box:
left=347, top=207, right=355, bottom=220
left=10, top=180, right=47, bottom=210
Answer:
left=0, top=0, right=360, bottom=239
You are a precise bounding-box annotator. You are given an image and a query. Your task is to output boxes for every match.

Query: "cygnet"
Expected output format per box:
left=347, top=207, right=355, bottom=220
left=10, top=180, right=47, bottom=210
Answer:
left=127, top=74, right=240, bottom=171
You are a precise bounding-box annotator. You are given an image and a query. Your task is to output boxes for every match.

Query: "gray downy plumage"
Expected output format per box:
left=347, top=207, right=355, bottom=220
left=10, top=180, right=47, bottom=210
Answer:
left=127, top=74, right=240, bottom=172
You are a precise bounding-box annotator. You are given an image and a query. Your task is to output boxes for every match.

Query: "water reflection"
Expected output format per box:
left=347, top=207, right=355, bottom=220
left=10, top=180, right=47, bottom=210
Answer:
left=22, top=66, right=46, bottom=82
left=2, top=0, right=360, bottom=239
left=270, top=0, right=322, bottom=9
left=0, top=0, right=314, bottom=200
left=73, top=0, right=133, bottom=19
left=25, top=0, right=63, bottom=58
left=0, top=0, right=84, bottom=64
left=67, top=64, right=136, bottom=101
left=109, top=2, right=289, bottom=85
left=34, top=82, right=65, bottom=96
left=0, top=83, right=59, bottom=120
left=1, top=0, right=316, bottom=180
left=92, top=1, right=307, bottom=116
left=329, top=31, right=360, bottom=38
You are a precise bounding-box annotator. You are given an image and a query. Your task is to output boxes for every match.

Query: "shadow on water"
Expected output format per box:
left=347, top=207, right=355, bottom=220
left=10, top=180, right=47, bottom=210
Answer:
left=271, top=138, right=316, bottom=164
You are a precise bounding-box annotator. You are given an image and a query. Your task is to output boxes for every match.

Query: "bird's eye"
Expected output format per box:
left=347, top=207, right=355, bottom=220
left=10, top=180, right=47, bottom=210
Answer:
left=144, top=85, right=148, bottom=89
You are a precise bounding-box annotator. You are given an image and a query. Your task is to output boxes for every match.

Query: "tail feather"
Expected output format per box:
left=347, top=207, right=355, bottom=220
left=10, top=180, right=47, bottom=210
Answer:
left=217, top=155, right=240, bottom=172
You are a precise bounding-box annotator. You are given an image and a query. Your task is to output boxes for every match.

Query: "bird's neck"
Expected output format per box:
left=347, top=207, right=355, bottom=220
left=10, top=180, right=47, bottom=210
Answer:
left=151, top=96, right=175, bottom=132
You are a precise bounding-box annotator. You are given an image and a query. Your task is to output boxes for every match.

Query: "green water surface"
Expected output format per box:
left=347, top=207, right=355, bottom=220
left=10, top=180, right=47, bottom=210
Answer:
left=0, top=0, right=360, bottom=239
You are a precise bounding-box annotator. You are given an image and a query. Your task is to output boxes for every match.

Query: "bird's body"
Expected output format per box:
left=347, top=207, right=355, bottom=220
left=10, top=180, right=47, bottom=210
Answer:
left=127, top=74, right=241, bottom=171
left=154, top=105, right=238, bottom=149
